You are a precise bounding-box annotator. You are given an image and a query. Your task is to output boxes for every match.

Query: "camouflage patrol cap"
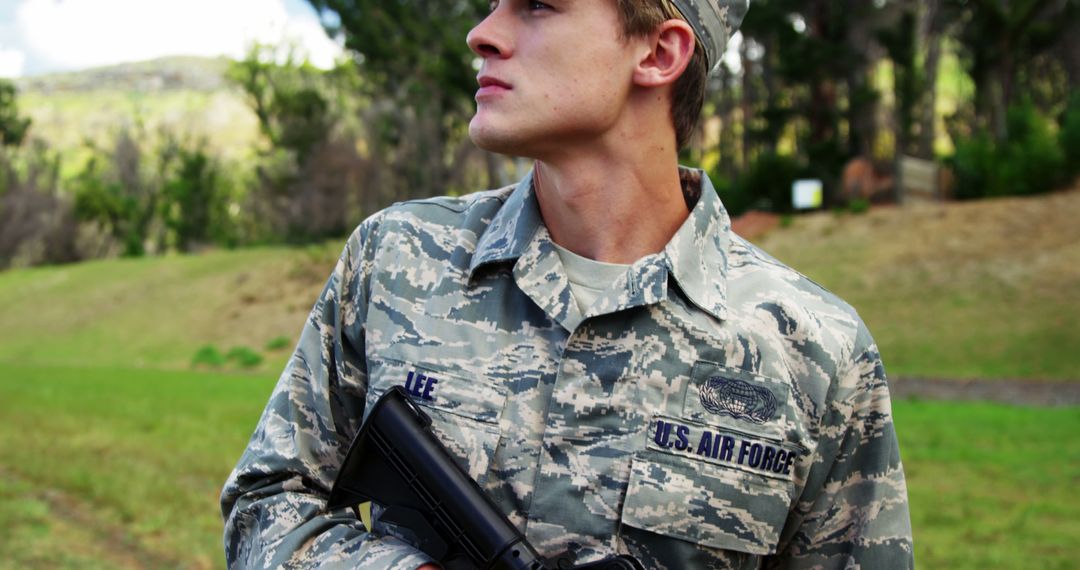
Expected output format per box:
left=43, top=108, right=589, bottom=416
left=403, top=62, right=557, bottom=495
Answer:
left=669, top=0, right=750, bottom=71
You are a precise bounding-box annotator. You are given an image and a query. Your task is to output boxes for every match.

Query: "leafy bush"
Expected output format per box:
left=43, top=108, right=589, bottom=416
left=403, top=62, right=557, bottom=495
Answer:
left=190, top=345, right=226, bottom=368
left=848, top=198, right=870, bottom=214
left=950, top=102, right=1066, bottom=200
left=711, top=175, right=750, bottom=218
left=0, top=80, right=30, bottom=147
left=160, top=144, right=231, bottom=252
left=226, top=346, right=264, bottom=368
left=73, top=129, right=243, bottom=256
left=0, top=142, right=81, bottom=269
left=264, top=336, right=290, bottom=351
left=711, top=152, right=805, bottom=216
left=1059, top=94, right=1080, bottom=180
left=997, top=103, right=1065, bottom=196
left=951, top=132, right=996, bottom=200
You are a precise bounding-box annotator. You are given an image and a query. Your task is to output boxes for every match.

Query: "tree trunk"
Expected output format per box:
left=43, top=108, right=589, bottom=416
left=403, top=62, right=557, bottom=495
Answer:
left=915, top=0, right=945, bottom=159
left=988, top=65, right=1008, bottom=142
left=1062, top=9, right=1080, bottom=90
left=741, top=38, right=754, bottom=171
left=761, top=35, right=778, bottom=156
left=807, top=1, right=838, bottom=150
left=844, top=0, right=877, bottom=158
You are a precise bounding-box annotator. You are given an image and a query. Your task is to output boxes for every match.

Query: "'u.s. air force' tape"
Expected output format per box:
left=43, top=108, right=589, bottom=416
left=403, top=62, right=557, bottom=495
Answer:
left=647, top=414, right=803, bottom=481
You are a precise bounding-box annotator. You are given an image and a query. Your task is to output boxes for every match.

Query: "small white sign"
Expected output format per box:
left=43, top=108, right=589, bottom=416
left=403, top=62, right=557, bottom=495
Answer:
left=792, top=179, right=823, bottom=210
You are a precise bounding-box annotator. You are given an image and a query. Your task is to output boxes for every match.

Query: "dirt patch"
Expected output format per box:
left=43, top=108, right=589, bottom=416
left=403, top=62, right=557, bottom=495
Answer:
left=890, top=377, right=1080, bottom=407
left=731, top=210, right=781, bottom=240
left=771, top=185, right=1080, bottom=283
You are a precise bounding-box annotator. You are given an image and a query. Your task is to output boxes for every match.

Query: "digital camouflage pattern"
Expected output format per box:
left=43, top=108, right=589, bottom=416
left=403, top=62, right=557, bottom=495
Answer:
left=220, top=168, right=913, bottom=569
left=670, top=0, right=750, bottom=71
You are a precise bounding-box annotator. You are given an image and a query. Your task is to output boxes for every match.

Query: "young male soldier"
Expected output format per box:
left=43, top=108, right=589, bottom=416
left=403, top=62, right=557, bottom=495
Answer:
left=221, top=0, right=914, bottom=568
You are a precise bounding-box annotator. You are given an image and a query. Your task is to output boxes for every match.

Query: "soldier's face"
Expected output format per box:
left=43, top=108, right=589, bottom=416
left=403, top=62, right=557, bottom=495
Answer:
left=467, top=0, right=640, bottom=158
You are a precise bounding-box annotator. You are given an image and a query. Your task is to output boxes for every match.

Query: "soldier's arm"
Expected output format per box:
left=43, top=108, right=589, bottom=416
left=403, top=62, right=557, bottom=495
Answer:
left=219, top=223, right=435, bottom=569
left=768, top=322, right=914, bottom=569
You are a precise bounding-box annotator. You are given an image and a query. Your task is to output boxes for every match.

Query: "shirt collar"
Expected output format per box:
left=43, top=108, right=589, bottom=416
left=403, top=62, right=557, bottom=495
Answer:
left=469, top=170, right=543, bottom=271
left=469, top=166, right=730, bottom=321
left=662, top=168, right=730, bottom=321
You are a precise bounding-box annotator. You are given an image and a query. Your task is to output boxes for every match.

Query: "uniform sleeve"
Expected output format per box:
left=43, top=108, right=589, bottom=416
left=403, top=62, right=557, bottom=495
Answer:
left=219, top=223, right=435, bottom=570
left=768, top=322, right=914, bottom=569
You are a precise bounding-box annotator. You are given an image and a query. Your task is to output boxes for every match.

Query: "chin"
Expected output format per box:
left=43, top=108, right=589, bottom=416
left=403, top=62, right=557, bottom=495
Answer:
left=469, top=119, right=528, bottom=157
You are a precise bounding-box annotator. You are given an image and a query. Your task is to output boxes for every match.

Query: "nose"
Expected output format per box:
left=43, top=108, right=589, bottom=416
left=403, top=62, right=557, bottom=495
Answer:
left=466, top=10, right=511, bottom=59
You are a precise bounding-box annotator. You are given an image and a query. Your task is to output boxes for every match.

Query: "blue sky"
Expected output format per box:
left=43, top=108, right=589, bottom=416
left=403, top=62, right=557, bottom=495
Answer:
left=0, top=0, right=344, bottom=78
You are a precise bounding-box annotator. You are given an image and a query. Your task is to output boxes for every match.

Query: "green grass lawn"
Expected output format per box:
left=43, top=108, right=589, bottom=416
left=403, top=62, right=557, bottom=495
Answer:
left=0, top=364, right=274, bottom=570
left=1, top=363, right=1076, bottom=569
left=756, top=191, right=1080, bottom=381
left=895, top=400, right=1079, bottom=569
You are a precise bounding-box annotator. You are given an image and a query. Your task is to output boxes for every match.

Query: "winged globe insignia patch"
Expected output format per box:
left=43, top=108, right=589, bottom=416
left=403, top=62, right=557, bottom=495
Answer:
left=699, top=376, right=778, bottom=424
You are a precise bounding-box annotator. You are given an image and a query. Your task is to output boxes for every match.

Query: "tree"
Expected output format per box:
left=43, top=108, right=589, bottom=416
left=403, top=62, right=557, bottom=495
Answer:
left=160, top=143, right=227, bottom=251
left=229, top=44, right=371, bottom=242
left=879, top=4, right=923, bottom=157
left=70, top=126, right=223, bottom=256
left=305, top=0, right=494, bottom=200
left=229, top=45, right=335, bottom=163
left=0, top=80, right=31, bottom=148
left=72, top=130, right=156, bottom=257
left=947, top=0, right=1070, bottom=140
left=739, top=0, right=804, bottom=158
left=0, top=141, right=79, bottom=268
left=912, top=0, right=952, bottom=158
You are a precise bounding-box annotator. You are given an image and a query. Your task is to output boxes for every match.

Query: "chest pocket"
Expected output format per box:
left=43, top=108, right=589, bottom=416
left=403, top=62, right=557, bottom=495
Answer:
left=366, top=357, right=507, bottom=485
left=617, top=362, right=807, bottom=563
left=619, top=451, right=793, bottom=560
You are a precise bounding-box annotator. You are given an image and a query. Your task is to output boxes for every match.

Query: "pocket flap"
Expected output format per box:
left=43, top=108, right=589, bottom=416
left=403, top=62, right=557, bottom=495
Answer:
left=620, top=454, right=791, bottom=555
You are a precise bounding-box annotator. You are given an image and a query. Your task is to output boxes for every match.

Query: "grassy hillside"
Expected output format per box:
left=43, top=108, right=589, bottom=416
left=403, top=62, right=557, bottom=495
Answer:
left=756, top=188, right=1080, bottom=381
left=15, top=57, right=233, bottom=94
left=1, top=187, right=1077, bottom=380
left=14, top=56, right=260, bottom=176
left=0, top=244, right=336, bottom=372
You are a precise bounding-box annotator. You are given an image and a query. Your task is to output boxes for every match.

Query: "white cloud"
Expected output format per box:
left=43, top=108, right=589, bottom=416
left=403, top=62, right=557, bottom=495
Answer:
left=0, top=47, right=26, bottom=78
left=14, top=0, right=343, bottom=75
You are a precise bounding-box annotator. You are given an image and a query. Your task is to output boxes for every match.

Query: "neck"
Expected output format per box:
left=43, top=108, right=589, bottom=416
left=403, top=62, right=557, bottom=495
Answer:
left=532, top=136, right=689, bottom=265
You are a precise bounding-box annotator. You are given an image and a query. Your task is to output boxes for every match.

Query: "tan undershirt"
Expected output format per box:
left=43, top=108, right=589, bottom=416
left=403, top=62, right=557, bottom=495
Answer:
left=552, top=242, right=631, bottom=330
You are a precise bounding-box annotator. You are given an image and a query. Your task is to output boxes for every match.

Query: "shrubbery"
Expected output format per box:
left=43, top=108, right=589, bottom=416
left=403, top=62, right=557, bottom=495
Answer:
left=711, top=152, right=805, bottom=217
left=71, top=129, right=237, bottom=256
left=1059, top=94, right=1080, bottom=181
left=191, top=344, right=265, bottom=369
left=190, top=345, right=226, bottom=368
left=950, top=102, right=1071, bottom=200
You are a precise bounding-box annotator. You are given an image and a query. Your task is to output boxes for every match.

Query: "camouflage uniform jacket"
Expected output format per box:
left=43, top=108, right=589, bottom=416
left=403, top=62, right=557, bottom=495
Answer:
left=220, top=168, right=914, bottom=569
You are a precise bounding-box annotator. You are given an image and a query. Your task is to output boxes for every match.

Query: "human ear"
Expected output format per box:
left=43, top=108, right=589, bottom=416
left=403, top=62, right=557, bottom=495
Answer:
left=632, top=19, right=696, bottom=88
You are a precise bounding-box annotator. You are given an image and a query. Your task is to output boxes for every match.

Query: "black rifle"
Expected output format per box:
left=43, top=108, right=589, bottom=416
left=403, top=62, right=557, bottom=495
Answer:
left=329, top=386, right=643, bottom=570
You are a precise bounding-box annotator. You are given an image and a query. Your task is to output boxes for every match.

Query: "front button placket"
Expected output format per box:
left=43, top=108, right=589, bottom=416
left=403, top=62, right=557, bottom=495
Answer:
left=516, top=249, right=675, bottom=558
